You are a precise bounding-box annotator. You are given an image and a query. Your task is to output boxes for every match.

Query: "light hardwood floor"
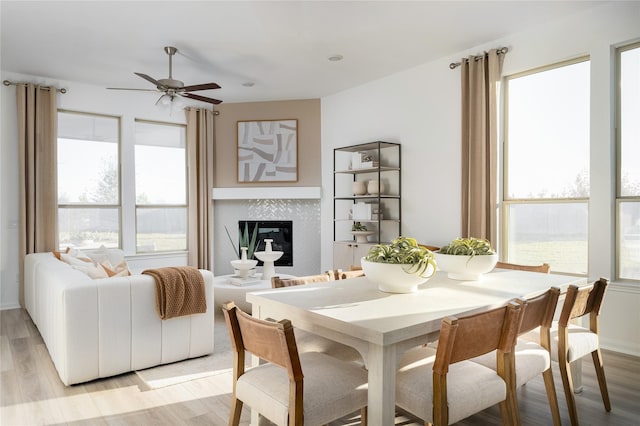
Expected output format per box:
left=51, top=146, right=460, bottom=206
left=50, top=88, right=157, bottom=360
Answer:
left=1, top=307, right=639, bottom=425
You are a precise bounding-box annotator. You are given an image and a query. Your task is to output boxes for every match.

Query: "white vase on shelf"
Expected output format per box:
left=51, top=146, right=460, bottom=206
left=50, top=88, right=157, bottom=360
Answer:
left=367, top=180, right=385, bottom=195
left=352, top=181, right=367, bottom=195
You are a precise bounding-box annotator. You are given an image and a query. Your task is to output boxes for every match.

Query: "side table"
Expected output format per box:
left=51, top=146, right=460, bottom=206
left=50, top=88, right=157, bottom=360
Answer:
left=213, top=273, right=294, bottom=313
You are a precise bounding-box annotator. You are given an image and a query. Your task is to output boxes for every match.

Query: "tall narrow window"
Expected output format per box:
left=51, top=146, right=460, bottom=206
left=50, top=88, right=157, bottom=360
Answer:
left=134, top=120, right=187, bottom=253
left=503, top=58, right=590, bottom=274
left=617, top=43, right=640, bottom=281
left=57, top=111, right=121, bottom=249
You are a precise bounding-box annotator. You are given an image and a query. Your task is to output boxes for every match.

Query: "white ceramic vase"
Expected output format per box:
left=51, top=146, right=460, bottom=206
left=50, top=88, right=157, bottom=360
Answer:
left=367, top=180, right=385, bottom=195
left=352, top=181, right=367, bottom=195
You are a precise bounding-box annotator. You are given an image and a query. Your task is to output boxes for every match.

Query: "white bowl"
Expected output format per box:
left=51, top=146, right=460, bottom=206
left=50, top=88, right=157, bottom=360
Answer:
left=230, top=259, right=258, bottom=278
left=433, top=252, right=498, bottom=281
left=361, top=258, right=435, bottom=293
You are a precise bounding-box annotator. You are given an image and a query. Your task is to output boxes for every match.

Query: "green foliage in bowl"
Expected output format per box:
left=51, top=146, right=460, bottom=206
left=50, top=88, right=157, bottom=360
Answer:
left=365, top=236, right=437, bottom=277
left=439, top=237, right=496, bottom=256
left=352, top=221, right=368, bottom=231
left=225, top=222, right=259, bottom=259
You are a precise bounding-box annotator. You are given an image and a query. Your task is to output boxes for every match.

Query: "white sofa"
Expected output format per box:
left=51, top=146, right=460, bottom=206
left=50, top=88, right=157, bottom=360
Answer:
left=24, top=251, right=215, bottom=385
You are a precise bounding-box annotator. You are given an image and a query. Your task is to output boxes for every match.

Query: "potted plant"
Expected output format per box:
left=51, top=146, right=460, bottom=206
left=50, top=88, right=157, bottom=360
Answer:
left=225, top=223, right=259, bottom=277
left=361, top=236, right=437, bottom=293
left=433, top=237, right=498, bottom=281
left=225, top=222, right=259, bottom=260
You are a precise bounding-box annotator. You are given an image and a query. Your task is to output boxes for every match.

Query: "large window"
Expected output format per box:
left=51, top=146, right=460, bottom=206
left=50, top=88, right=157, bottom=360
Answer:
left=503, top=58, right=590, bottom=275
left=57, top=111, right=120, bottom=249
left=134, top=120, right=187, bottom=253
left=617, top=43, right=640, bottom=281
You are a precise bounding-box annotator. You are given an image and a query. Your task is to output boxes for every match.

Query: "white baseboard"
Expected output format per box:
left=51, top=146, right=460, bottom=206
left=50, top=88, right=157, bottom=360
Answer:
left=1, top=302, right=21, bottom=311
left=601, top=337, right=640, bottom=358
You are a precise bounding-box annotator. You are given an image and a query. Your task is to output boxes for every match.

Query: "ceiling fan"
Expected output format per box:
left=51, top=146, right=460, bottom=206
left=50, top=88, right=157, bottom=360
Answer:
left=108, top=46, right=222, bottom=105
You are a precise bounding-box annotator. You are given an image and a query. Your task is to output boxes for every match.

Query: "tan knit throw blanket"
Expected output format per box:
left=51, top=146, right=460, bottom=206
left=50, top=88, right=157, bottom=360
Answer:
left=142, top=267, right=206, bottom=320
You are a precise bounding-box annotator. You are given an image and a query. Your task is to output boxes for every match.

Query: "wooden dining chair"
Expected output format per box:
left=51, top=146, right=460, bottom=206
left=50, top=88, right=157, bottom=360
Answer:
left=472, top=287, right=562, bottom=426
left=553, top=279, right=611, bottom=426
left=337, top=269, right=366, bottom=280
left=395, top=301, right=524, bottom=426
left=495, top=261, right=551, bottom=273
left=418, top=244, right=440, bottom=252
left=271, top=273, right=333, bottom=288
left=223, top=302, right=368, bottom=426
left=270, top=274, right=364, bottom=364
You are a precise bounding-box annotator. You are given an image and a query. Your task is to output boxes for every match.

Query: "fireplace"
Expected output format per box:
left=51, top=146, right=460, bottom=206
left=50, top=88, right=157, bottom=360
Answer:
left=238, top=220, right=293, bottom=266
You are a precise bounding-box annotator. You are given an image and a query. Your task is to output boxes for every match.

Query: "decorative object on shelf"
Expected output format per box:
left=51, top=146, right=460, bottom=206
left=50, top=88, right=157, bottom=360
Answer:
left=351, top=221, right=373, bottom=243
left=352, top=221, right=367, bottom=231
left=361, top=237, right=436, bottom=293
left=367, top=179, right=385, bottom=195
left=237, top=119, right=298, bottom=183
left=253, top=239, right=283, bottom=281
left=351, top=231, right=375, bottom=243
left=434, top=237, right=498, bottom=280
left=352, top=181, right=367, bottom=195
left=230, top=247, right=258, bottom=278
left=225, top=222, right=259, bottom=260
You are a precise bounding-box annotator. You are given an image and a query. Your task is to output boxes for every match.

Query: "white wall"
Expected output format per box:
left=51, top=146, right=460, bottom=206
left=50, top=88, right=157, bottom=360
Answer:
left=0, top=72, right=194, bottom=309
left=320, top=2, right=640, bottom=356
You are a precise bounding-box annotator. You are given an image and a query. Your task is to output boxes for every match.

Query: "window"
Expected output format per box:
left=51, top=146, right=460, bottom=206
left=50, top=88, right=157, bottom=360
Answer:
left=617, top=43, right=640, bottom=281
left=134, top=120, right=187, bottom=253
left=57, top=111, right=120, bottom=250
left=502, top=58, right=590, bottom=275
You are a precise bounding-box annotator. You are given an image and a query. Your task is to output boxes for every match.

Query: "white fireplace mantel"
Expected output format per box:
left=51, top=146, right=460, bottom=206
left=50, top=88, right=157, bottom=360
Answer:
left=211, top=186, right=322, bottom=200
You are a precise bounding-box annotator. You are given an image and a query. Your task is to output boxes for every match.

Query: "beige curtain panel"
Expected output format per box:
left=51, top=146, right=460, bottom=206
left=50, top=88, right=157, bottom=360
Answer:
left=17, top=83, right=58, bottom=307
left=460, top=49, right=504, bottom=245
left=185, top=107, right=215, bottom=270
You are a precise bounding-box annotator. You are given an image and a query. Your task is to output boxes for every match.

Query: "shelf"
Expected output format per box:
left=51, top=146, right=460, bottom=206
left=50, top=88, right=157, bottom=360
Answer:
left=334, top=141, right=400, bottom=152
left=334, top=195, right=400, bottom=200
left=334, top=166, right=400, bottom=175
left=334, top=219, right=400, bottom=223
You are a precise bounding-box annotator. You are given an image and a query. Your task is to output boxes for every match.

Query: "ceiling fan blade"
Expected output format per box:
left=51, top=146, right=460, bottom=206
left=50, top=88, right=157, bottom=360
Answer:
left=134, top=72, right=160, bottom=86
left=182, top=92, right=223, bottom=105
left=181, top=82, right=221, bottom=92
left=107, top=87, right=158, bottom=92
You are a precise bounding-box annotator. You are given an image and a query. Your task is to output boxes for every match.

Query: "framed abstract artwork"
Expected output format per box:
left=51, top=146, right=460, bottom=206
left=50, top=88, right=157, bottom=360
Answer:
left=237, top=119, right=298, bottom=182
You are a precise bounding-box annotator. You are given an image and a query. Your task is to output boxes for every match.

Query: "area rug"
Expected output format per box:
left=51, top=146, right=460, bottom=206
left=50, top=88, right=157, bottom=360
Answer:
left=135, top=311, right=246, bottom=389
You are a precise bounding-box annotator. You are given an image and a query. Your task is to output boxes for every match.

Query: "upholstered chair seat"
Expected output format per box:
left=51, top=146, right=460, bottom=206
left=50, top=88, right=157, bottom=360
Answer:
left=236, top=351, right=368, bottom=426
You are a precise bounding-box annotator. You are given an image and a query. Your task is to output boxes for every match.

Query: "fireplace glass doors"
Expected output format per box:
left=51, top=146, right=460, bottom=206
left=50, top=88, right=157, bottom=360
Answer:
left=238, top=220, right=293, bottom=266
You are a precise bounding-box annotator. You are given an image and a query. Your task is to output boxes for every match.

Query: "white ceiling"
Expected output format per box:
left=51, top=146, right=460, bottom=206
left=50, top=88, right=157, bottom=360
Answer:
left=1, top=1, right=604, bottom=104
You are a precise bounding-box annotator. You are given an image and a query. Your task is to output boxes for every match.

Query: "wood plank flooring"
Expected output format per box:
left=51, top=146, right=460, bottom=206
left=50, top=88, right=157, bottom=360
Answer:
left=1, top=307, right=639, bottom=425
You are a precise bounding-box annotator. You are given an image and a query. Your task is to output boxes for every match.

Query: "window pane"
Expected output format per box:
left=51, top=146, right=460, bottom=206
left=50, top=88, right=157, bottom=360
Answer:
left=620, top=46, right=640, bottom=197
left=58, top=208, right=119, bottom=250
left=506, top=61, right=590, bottom=199
left=619, top=201, right=640, bottom=280
left=135, top=121, right=186, bottom=204
left=505, top=203, right=588, bottom=275
left=58, top=112, right=119, bottom=204
left=136, top=207, right=187, bottom=252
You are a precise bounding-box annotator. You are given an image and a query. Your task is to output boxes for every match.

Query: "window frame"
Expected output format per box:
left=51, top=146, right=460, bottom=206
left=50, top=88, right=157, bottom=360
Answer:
left=56, top=109, right=123, bottom=250
left=133, top=118, right=189, bottom=254
left=501, top=56, right=590, bottom=275
left=615, top=41, right=640, bottom=282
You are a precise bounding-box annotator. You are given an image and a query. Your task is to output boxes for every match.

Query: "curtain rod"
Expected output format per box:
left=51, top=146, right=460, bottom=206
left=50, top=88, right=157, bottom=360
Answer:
left=449, top=47, right=509, bottom=70
left=3, top=79, right=67, bottom=93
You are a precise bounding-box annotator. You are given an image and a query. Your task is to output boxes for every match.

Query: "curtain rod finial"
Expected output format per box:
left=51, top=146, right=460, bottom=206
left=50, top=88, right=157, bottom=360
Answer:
left=449, top=63, right=458, bottom=70
left=3, top=80, right=11, bottom=86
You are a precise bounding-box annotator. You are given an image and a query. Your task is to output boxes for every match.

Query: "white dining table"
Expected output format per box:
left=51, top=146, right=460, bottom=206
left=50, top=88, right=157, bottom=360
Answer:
left=246, top=268, right=587, bottom=426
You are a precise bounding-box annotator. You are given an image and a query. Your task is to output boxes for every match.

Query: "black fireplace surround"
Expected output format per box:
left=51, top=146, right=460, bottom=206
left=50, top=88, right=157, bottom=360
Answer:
left=238, top=220, right=293, bottom=267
